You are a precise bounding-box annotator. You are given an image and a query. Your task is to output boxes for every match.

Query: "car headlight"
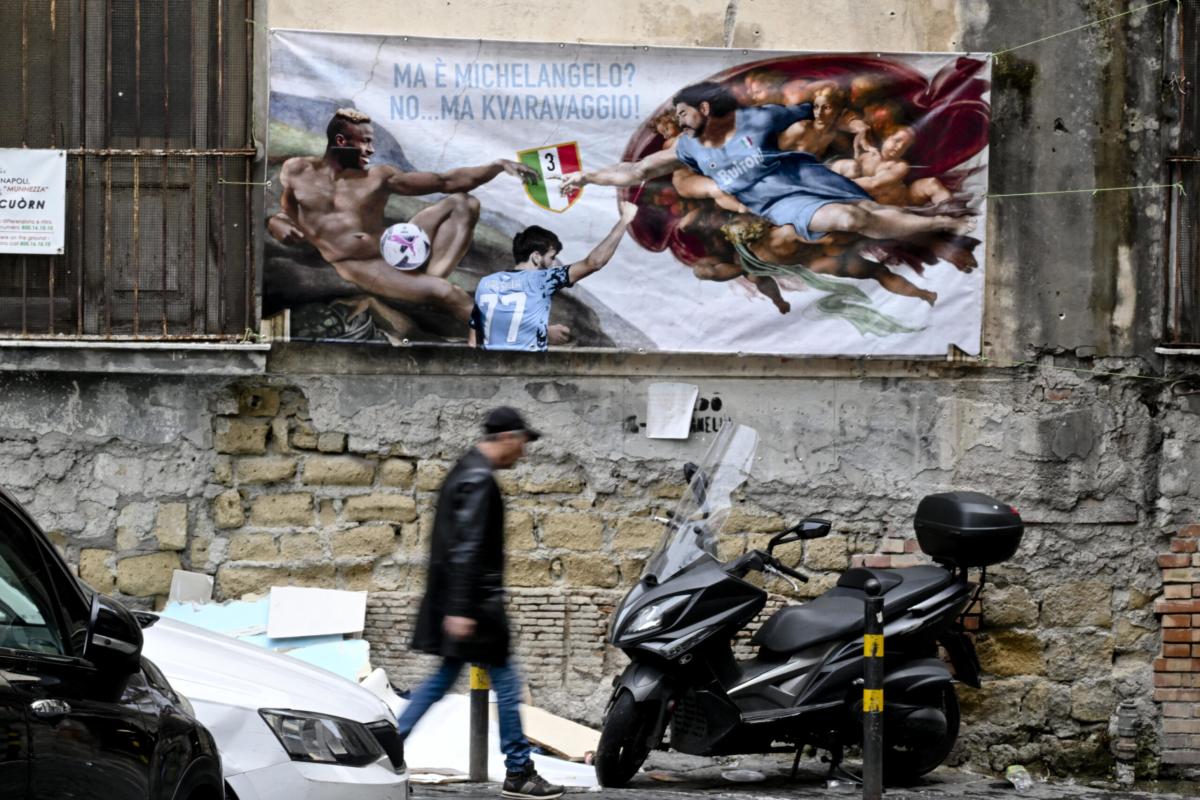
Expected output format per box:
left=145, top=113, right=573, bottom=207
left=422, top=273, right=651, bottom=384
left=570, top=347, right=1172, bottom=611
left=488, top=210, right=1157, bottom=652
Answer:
left=626, top=595, right=688, bottom=635
left=259, top=709, right=383, bottom=766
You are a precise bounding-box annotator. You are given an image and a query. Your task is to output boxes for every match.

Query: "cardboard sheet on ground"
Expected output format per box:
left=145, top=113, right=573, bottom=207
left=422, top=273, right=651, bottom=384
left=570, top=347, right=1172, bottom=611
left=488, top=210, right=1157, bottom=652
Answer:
left=491, top=704, right=601, bottom=762
left=399, top=693, right=598, bottom=788
left=267, top=586, right=367, bottom=638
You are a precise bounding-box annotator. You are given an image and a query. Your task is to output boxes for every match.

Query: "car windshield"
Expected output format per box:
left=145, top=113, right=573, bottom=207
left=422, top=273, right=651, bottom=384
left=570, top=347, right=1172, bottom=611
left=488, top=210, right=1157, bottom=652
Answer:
left=642, top=423, right=759, bottom=582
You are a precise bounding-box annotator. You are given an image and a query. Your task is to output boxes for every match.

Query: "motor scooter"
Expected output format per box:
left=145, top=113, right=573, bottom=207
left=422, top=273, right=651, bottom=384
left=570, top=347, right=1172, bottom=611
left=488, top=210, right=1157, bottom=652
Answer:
left=594, top=423, right=1023, bottom=787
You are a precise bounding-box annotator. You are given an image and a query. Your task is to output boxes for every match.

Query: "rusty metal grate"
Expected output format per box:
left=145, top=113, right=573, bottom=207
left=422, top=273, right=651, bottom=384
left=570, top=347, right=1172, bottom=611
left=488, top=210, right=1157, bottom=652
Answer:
left=0, top=0, right=256, bottom=339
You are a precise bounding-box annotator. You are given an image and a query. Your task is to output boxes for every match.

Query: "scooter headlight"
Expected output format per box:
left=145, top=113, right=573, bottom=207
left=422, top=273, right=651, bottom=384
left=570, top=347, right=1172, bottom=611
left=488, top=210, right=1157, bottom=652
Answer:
left=626, top=595, right=689, bottom=635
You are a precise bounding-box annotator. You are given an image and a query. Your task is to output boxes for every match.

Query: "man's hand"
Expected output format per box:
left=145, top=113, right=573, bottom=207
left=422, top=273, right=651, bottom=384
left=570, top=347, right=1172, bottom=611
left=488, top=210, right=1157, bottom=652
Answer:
left=559, top=172, right=588, bottom=196
left=853, top=129, right=879, bottom=157
left=443, top=615, right=477, bottom=639
left=267, top=214, right=306, bottom=246
left=548, top=324, right=572, bottom=346
left=618, top=200, right=639, bottom=225
left=496, top=159, right=539, bottom=185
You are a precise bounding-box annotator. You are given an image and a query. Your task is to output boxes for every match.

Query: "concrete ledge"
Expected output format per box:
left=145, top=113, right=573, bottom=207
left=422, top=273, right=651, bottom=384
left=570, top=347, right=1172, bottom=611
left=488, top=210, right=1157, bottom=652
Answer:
left=265, top=340, right=1004, bottom=380
left=0, top=340, right=269, bottom=375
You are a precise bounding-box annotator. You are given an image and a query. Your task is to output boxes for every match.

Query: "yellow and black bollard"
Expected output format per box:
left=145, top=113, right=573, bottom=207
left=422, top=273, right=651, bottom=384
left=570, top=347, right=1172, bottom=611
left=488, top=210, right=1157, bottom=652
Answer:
left=469, top=664, right=490, bottom=781
left=862, top=578, right=884, bottom=800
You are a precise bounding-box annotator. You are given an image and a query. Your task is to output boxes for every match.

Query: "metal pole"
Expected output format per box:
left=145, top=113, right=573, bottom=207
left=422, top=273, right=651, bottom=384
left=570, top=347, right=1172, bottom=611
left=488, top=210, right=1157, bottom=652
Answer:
left=469, top=664, right=490, bottom=782
left=862, top=578, right=884, bottom=800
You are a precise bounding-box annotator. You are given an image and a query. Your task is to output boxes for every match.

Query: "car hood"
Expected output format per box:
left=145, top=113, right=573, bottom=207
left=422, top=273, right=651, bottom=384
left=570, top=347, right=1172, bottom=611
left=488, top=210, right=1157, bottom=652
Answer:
left=141, top=615, right=393, bottom=724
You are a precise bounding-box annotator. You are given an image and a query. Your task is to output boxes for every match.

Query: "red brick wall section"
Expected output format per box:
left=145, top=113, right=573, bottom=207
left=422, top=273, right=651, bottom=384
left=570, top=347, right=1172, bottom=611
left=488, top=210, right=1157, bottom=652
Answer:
left=1154, top=524, right=1200, bottom=766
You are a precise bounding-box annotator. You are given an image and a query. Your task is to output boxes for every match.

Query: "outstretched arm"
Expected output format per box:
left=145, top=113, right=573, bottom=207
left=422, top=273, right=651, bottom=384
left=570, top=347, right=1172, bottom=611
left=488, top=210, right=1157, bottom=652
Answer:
left=672, top=169, right=748, bottom=213
left=559, top=144, right=682, bottom=194
left=267, top=160, right=307, bottom=245
left=567, top=201, right=639, bottom=283
left=382, top=159, right=536, bottom=196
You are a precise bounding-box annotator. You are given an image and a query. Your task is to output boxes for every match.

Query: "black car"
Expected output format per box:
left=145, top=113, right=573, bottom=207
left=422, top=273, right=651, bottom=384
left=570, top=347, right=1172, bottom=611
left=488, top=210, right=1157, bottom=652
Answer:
left=0, top=488, right=224, bottom=800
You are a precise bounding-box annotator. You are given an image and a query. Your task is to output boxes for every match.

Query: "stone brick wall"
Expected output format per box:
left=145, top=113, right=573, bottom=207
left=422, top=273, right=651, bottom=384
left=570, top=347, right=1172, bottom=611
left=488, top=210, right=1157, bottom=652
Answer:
left=366, top=590, right=623, bottom=716
left=0, top=359, right=1190, bottom=777
left=1154, top=525, right=1200, bottom=767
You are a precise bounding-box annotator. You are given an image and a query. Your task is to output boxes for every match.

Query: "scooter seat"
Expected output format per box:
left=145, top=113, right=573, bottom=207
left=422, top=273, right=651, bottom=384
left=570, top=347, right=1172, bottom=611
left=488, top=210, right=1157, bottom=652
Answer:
left=752, top=594, right=867, bottom=654
left=827, top=566, right=955, bottom=615
left=751, top=566, right=954, bottom=655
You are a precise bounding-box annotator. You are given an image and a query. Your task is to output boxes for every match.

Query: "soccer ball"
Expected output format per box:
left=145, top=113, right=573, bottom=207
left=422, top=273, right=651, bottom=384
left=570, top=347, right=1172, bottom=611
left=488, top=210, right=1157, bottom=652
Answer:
left=379, top=222, right=431, bottom=270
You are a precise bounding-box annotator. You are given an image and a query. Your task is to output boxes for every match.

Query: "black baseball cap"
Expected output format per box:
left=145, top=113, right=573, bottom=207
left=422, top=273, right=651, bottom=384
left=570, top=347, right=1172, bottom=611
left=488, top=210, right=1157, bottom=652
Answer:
left=483, top=406, right=541, bottom=441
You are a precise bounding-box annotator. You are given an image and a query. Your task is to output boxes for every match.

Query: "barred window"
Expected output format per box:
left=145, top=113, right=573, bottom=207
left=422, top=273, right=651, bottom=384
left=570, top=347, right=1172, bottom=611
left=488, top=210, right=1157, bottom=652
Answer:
left=0, top=0, right=256, bottom=339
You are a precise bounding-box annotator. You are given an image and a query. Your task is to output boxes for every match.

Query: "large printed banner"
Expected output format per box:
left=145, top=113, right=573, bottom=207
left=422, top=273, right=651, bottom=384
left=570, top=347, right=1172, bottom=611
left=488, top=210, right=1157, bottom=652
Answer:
left=267, top=32, right=991, bottom=356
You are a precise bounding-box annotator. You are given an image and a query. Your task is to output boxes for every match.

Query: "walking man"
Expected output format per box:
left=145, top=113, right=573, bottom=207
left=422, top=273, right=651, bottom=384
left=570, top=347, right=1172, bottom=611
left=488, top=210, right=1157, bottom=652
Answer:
left=400, top=407, right=564, bottom=800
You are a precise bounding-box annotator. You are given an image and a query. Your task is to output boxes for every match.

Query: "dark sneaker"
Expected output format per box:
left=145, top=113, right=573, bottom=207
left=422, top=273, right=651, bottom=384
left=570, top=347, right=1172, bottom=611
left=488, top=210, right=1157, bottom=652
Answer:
left=501, top=762, right=564, bottom=799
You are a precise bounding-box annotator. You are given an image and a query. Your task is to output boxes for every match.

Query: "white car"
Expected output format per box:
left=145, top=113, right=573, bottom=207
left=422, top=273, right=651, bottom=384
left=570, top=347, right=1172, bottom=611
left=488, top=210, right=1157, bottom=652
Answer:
left=139, top=614, right=409, bottom=800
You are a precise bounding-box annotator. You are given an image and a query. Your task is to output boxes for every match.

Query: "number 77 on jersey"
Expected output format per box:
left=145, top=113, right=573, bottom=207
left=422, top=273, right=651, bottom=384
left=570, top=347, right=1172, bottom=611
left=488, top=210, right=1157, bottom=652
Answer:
left=517, top=142, right=583, bottom=212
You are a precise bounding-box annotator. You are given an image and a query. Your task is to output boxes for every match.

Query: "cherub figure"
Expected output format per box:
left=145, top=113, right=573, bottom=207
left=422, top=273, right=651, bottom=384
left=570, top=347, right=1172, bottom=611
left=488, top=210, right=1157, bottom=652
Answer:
left=830, top=126, right=952, bottom=208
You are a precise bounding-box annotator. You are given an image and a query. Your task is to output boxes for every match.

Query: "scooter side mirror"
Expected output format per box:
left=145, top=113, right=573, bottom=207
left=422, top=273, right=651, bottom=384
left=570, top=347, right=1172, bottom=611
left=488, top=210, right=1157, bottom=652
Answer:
left=766, top=528, right=802, bottom=554
left=797, top=518, right=832, bottom=540
left=769, top=518, right=832, bottom=553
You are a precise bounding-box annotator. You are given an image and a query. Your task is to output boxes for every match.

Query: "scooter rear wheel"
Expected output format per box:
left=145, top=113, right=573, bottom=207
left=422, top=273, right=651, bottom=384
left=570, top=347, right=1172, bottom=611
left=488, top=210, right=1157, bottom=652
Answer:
left=883, top=684, right=961, bottom=784
left=594, top=691, right=659, bottom=787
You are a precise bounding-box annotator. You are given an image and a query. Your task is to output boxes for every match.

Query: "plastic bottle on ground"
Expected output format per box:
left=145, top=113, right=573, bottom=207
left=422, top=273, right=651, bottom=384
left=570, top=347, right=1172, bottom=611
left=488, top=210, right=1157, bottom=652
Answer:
left=1005, top=764, right=1034, bottom=791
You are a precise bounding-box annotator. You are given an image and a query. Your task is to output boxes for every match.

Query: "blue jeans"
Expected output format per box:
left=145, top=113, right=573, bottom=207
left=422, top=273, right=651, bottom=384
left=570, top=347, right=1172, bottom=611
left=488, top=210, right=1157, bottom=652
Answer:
left=396, top=658, right=532, bottom=773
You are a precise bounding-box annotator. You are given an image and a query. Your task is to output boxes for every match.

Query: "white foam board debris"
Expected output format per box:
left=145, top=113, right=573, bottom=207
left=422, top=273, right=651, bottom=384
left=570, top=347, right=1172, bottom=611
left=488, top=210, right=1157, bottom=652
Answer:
left=266, top=586, right=367, bottom=638
left=168, top=570, right=214, bottom=604
left=286, top=639, right=372, bottom=682
left=399, top=693, right=597, bottom=788
left=361, top=668, right=405, bottom=718
left=409, top=769, right=472, bottom=784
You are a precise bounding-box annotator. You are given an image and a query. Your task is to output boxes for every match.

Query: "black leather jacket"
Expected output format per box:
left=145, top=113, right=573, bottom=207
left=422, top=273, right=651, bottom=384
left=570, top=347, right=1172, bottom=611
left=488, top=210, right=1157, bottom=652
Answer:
left=411, top=447, right=510, bottom=664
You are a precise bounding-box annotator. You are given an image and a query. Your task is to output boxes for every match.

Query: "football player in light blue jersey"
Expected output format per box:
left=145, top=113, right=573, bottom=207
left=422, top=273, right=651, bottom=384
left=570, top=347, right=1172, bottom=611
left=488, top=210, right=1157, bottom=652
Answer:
left=559, top=82, right=974, bottom=246
left=470, top=201, right=638, bottom=351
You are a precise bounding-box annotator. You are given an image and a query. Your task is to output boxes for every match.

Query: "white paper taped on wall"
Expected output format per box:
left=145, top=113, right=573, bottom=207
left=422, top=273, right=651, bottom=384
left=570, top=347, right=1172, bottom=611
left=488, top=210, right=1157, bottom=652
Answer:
left=646, top=382, right=699, bottom=439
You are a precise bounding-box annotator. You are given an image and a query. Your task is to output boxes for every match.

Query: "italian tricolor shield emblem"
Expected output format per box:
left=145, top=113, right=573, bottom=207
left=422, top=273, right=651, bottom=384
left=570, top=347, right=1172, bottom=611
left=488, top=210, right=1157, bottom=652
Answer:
left=518, top=141, right=582, bottom=212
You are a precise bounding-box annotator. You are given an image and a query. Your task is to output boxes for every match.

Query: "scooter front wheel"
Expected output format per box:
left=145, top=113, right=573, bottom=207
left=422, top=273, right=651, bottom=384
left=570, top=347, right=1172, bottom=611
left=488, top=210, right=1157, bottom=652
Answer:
left=594, top=691, right=660, bottom=787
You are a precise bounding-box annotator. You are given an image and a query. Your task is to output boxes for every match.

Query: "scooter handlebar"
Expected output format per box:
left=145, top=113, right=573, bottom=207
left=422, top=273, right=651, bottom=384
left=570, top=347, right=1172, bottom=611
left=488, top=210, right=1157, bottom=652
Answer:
left=767, top=555, right=809, bottom=583
left=726, top=550, right=809, bottom=583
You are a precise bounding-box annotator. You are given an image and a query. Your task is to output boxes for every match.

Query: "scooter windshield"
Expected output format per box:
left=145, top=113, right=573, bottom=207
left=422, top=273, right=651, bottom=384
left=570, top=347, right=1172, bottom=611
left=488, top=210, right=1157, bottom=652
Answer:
left=643, top=424, right=759, bottom=582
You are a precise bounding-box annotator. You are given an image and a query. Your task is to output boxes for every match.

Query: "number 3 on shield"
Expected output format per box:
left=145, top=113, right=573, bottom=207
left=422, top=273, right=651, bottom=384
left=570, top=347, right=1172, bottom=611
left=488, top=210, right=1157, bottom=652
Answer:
left=544, top=152, right=557, bottom=174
